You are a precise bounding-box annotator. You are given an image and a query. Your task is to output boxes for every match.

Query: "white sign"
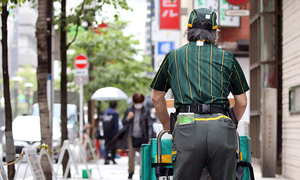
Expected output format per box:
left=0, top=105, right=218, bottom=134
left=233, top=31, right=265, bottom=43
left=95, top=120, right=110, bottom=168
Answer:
left=38, top=146, right=58, bottom=180
left=56, top=140, right=80, bottom=179
left=219, top=0, right=240, bottom=27
left=24, top=148, right=46, bottom=180
left=74, top=54, right=88, bottom=69
left=0, top=160, right=7, bottom=180
left=193, top=0, right=240, bottom=27
left=75, top=69, right=88, bottom=76
left=193, top=0, right=218, bottom=12
left=74, top=76, right=89, bottom=85
left=225, top=9, right=250, bottom=16
left=154, top=30, right=181, bottom=71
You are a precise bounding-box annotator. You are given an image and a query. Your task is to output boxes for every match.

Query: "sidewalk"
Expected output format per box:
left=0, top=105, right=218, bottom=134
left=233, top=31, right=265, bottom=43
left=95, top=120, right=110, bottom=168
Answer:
left=53, top=156, right=290, bottom=180
left=55, top=156, right=140, bottom=180
left=252, top=163, right=289, bottom=180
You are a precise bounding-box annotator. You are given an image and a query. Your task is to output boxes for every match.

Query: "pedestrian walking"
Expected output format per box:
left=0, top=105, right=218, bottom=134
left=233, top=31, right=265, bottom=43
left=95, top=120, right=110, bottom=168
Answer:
left=122, top=92, right=152, bottom=179
left=150, top=7, right=250, bottom=180
left=102, top=100, right=119, bottom=165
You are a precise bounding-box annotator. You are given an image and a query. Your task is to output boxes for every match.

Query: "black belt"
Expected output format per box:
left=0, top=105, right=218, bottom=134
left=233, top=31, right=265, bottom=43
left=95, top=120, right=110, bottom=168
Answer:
left=177, top=104, right=228, bottom=116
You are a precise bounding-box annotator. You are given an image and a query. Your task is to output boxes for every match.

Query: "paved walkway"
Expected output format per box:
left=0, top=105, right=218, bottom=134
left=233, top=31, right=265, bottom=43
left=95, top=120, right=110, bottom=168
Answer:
left=53, top=156, right=291, bottom=180
left=252, top=163, right=289, bottom=180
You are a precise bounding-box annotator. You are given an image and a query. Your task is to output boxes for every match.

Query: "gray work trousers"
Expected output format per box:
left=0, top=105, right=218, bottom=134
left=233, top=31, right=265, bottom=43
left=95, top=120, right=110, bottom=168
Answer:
left=172, top=114, right=237, bottom=180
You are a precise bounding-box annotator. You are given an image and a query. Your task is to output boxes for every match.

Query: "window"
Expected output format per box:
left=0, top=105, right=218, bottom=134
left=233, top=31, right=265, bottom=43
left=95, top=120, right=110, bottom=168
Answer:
left=289, top=85, right=300, bottom=114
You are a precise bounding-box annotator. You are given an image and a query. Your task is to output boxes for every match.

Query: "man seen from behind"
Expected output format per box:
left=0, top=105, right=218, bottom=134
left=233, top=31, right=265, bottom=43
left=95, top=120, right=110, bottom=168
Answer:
left=102, top=100, right=119, bottom=165
left=150, top=8, right=249, bottom=180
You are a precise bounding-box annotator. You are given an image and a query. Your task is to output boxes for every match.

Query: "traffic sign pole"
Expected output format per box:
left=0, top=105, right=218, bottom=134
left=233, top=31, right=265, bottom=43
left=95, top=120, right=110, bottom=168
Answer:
left=80, top=76, right=83, bottom=143
left=74, top=54, right=88, bottom=143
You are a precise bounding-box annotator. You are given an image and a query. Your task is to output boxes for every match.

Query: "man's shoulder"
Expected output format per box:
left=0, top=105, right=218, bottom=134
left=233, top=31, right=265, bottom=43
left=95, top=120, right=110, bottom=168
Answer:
left=166, top=43, right=189, bottom=56
left=214, top=46, right=235, bottom=58
left=176, top=43, right=189, bottom=52
left=103, top=108, right=118, bottom=115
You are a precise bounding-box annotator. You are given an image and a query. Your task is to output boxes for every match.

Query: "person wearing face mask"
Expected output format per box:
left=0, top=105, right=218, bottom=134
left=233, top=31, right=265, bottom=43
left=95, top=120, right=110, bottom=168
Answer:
left=122, top=92, right=152, bottom=179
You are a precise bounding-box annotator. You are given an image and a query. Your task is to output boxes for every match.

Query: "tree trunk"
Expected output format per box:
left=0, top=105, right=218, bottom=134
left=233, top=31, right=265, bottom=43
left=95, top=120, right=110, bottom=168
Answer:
left=1, top=4, right=16, bottom=180
left=36, top=0, right=52, bottom=179
left=60, top=0, right=70, bottom=177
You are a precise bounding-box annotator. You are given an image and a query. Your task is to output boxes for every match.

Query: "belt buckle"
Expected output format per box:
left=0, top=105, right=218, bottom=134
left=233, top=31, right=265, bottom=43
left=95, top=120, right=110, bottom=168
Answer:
left=187, top=105, right=191, bottom=112
left=198, top=104, right=211, bottom=114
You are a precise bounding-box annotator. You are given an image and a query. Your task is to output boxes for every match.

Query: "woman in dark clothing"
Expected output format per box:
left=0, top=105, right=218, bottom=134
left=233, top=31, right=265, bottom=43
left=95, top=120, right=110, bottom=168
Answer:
left=122, top=93, right=152, bottom=179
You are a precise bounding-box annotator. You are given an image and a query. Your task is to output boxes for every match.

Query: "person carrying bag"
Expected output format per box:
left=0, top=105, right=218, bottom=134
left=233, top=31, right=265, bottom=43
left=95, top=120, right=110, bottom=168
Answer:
left=122, top=92, right=152, bottom=179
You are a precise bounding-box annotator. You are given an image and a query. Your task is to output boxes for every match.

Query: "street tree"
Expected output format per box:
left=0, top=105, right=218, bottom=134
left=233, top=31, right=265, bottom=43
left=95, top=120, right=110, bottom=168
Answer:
left=68, top=20, right=153, bottom=114
left=1, top=3, right=15, bottom=180
left=36, top=0, right=53, bottom=179
left=1, top=1, right=33, bottom=179
left=55, top=0, right=131, bottom=176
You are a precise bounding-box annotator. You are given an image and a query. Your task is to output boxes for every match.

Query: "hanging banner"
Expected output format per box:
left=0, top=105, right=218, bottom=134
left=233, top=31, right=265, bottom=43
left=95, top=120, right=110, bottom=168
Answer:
left=160, top=0, right=180, bottom=30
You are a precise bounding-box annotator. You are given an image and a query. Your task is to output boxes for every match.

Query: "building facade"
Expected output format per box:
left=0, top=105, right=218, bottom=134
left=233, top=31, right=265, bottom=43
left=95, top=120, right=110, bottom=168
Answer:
left=8, top=2, right=38, bottom=77
left=250, top=0, right=300, bottom=179
left=282, top=0, right=300, bottom=179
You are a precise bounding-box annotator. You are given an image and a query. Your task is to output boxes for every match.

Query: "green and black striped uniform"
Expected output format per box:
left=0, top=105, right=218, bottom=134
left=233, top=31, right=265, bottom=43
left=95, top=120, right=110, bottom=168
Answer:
left=150, top=40, right=250, bottom=180
left=150, top=40, right=249, bottom=109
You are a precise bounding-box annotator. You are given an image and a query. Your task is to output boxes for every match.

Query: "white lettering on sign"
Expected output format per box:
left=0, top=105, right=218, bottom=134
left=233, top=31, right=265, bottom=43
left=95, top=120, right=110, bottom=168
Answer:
left=162, top=9, right=178, bottom=18
left=225, top=9, right=250, bottom=17
left=75, top=69, right=88, bottom=76
left=162, top=0, right=177, bottom=7
left=75, top=60, right=88, bottom=64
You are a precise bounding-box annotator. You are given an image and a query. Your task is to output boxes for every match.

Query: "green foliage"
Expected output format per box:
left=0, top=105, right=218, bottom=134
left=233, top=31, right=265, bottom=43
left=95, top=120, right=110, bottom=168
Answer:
left=0, top=0, right=34, bottom=11
left=68, top=20, right=154, bottom=113
left=53, top=0, right=132, bottom=34
left=14, top=65, right=37, bottom=94
left=0, top=65, right=37, bottom=116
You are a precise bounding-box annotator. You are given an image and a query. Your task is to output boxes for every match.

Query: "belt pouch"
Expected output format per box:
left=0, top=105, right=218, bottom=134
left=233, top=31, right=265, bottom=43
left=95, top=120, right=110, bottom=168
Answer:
left=170, top=112, right=177, bottom=134
left=227, top=106, right=238, bottom=128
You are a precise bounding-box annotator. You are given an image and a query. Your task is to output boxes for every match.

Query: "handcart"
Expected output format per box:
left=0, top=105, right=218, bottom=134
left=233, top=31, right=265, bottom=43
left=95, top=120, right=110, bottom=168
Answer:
left=141, top=130, right=173, bottom=180
left=141, top=129, right=254, bottom=180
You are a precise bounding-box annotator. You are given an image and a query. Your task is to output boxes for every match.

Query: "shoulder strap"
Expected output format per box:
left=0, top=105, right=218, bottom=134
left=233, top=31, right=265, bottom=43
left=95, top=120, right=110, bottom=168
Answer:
left=237, top=161, right=255, bottom=180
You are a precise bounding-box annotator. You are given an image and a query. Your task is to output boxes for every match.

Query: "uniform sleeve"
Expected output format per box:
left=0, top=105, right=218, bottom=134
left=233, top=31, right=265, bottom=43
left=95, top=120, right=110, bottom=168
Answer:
left=150, top=53, right=171, bottom=92
left=230, top=57, right=250, bottom=95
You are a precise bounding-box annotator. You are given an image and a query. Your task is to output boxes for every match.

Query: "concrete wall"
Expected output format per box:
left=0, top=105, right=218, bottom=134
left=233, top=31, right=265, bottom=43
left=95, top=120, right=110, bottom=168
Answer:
left=218, top=2, right=250, bottom=43
left=282, top=0, right=300, bottom=179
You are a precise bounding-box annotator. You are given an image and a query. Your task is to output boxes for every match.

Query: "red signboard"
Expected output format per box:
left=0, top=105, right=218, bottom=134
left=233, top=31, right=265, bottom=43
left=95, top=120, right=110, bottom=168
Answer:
left=160, top=0, right=180, bottom=30
left=74, top=54, right=88, bottom=69
left=226, top=0, right=250, bottom=6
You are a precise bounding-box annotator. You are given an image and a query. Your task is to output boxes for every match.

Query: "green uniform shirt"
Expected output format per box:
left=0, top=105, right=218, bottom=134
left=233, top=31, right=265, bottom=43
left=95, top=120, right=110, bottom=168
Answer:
left=150, top=40, right=250, bottom=109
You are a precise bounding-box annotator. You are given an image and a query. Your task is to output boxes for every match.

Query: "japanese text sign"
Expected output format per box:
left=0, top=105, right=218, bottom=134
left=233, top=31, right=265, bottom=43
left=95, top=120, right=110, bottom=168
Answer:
left=160, top=0, right=180, bottom=30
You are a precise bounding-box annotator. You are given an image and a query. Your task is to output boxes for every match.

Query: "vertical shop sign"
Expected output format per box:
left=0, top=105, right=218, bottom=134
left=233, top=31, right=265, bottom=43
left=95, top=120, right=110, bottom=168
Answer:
left=160, top=0, right=180, bottom=29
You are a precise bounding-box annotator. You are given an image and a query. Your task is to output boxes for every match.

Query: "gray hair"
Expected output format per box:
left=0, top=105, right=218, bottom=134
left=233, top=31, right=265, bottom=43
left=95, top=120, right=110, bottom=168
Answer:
left=186, top=21, right=217, bottom=42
